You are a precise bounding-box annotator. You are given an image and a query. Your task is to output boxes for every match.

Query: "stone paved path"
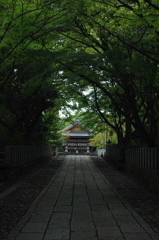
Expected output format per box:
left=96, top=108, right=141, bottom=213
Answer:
left=8, top=155, right=159, bottom=240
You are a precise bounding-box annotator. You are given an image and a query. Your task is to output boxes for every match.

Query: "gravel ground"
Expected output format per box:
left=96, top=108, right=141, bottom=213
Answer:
left=92, top=156, right=159, bottom=236
left=0, top=156, right=64, bottom=240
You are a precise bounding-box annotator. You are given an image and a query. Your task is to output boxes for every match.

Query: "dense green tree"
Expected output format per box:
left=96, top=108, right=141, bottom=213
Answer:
left=0, top=0, right=66, bottom=145
left=1, top=0, right=159, bottom=149
left=0, top=49, right=59, bottom=145
left=54, top=0, right=159, bottom=147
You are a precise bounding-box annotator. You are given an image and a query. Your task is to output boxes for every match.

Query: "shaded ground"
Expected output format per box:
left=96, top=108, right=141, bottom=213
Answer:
left=0, top=157, right=64, bottom=240
left=1, top=155, right=159, bottom=239
left=92, top=156, right=159, bottom=236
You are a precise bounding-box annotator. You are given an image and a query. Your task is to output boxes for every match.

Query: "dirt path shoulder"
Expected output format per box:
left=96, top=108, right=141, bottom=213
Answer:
left=92, top=156, right=159, bottom=236
left=0, top=156, right=65, bottom=240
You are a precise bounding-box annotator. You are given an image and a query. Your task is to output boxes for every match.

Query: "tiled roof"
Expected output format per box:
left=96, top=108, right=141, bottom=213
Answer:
left=63, top=132, right=90, bottom=137
left=60, top=124, right=74, bottom=132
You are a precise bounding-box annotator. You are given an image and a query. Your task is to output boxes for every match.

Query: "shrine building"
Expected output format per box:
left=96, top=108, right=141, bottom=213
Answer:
left=61, top=121, right=95, bottom=154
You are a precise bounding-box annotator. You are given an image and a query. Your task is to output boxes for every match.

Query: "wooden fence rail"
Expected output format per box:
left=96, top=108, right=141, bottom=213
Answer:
left=106, top=145, right=159, bottom=171
left=5, top=145, right=52, bottom=166
left=105, top=146, right=159, bottom=192
left=125, top=147, right=159, bottom=171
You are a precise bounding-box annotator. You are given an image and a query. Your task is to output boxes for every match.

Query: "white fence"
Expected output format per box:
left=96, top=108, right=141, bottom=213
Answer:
left=96, top=148, right=106, bottom=157
left=125, top=147, right=159, bottom=171
left=5, top=145, right=53, bottom=166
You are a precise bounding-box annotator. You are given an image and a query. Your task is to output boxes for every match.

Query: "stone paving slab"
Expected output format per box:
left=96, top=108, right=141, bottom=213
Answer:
left=8, top=155, right=159, bottom=240
left=16, top=233, right=44, bottom=240
left=44, top=228, right=70, bottom=240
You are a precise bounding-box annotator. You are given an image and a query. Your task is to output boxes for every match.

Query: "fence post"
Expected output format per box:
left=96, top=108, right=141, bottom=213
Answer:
left=5, top=145, right=52, bottom=167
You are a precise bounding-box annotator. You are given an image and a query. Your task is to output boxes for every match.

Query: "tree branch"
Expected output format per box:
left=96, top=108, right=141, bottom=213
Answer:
left=145, top=0, right=159, bottom=10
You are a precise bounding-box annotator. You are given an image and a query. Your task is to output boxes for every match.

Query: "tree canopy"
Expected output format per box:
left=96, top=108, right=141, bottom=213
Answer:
left=1, top=0, right=159, bottom=147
